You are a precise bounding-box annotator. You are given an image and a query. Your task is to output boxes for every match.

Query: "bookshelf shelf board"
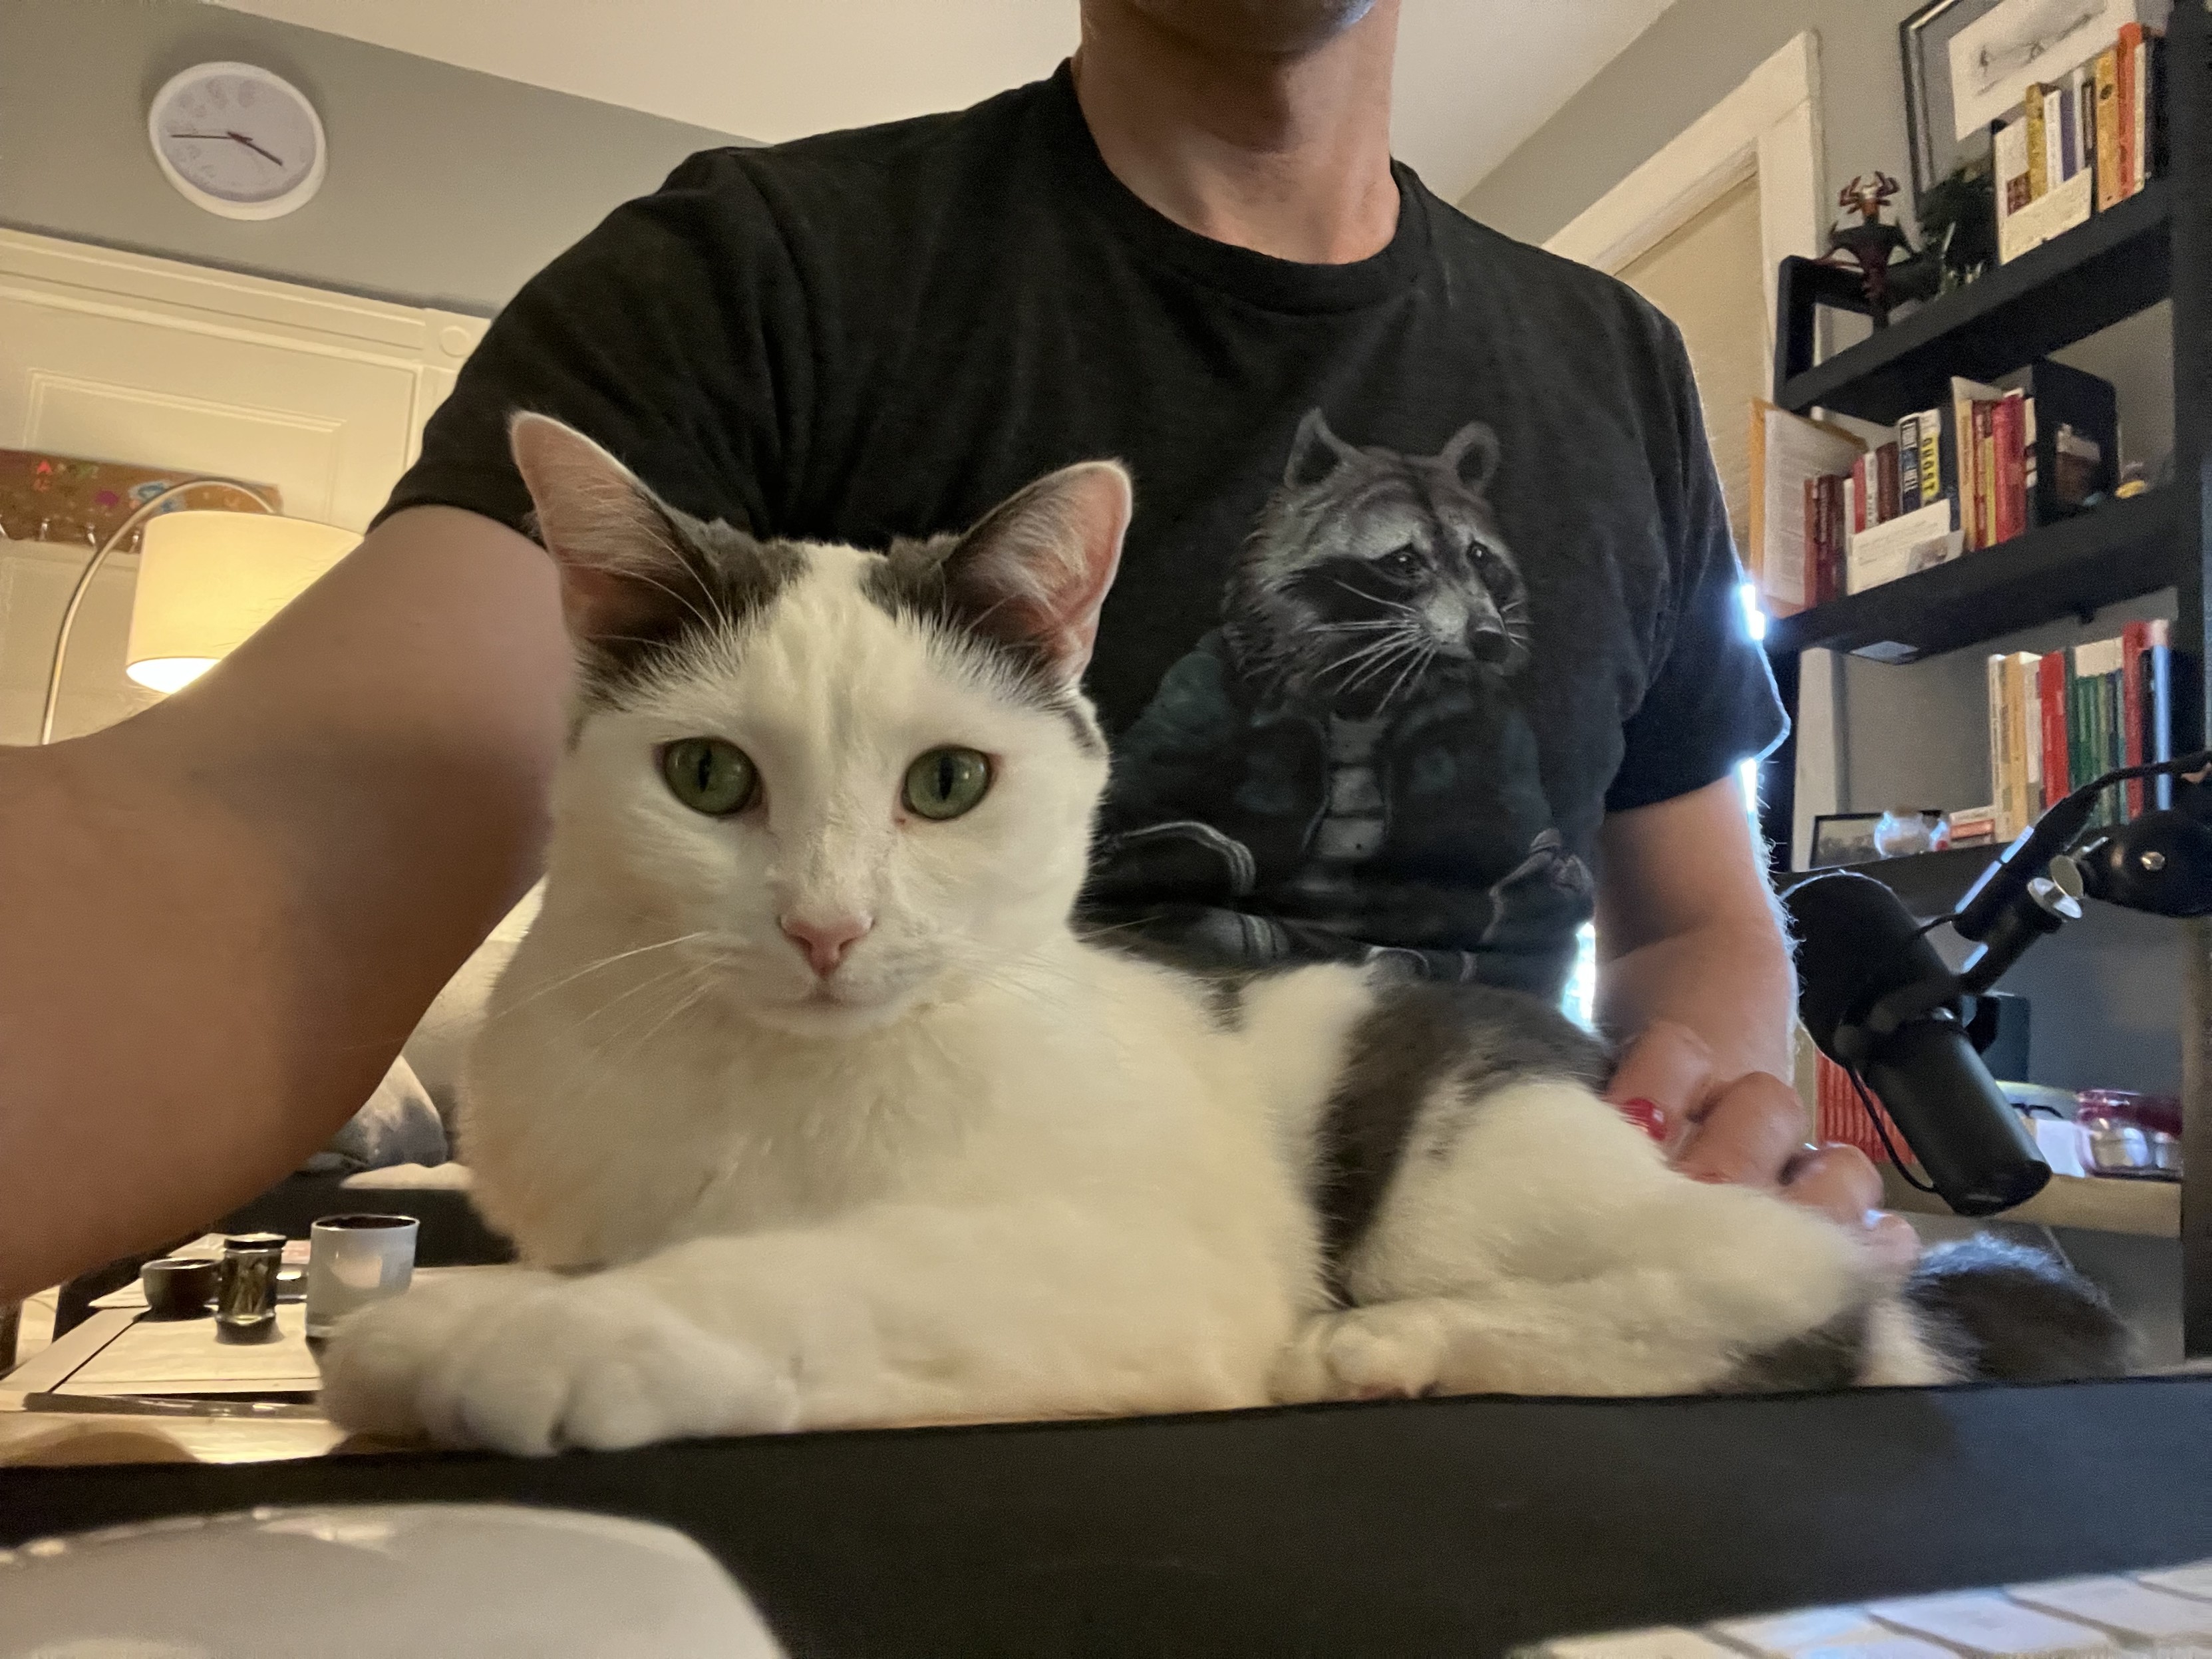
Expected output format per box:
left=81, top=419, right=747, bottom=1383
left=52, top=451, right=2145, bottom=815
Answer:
left=1881, top=1164, right=2179, bottom=1238
left=1779, top=182, right=2173, bottom=426
left=1762, top=487, right=2181, bottom=662
left=1774, top=846, right=1994, bottom=915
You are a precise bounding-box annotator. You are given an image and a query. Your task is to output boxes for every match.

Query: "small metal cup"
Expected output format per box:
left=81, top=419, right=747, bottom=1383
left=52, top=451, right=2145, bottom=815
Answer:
left=215, top=1232, right=287, bottom=1336
left=305, top=1213, right=418, bottom=1339
left=140, top=1256, right=220, bottom=1319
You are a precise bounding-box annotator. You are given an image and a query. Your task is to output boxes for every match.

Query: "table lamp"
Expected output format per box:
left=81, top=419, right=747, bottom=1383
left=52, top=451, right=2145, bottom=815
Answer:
left=37, top=484, right=355, bottom=742
left=124, top=510, right=357, bottom=693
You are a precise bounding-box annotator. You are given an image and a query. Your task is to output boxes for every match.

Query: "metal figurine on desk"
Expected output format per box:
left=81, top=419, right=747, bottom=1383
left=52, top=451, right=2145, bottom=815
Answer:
left=214, top=1234, right=285, bottom=1340
left=1823, top=171, right=1942, bottom=326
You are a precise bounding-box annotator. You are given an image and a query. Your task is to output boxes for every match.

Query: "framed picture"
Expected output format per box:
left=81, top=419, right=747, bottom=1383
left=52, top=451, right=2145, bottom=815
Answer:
left=1810, top=813, right=1885, bottom=869
left=1901, top=0, right=2159, bottom=208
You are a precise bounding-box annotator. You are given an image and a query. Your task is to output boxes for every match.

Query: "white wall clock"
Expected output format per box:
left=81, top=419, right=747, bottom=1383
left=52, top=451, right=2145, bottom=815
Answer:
left=148, top=63, right=327, bottom=221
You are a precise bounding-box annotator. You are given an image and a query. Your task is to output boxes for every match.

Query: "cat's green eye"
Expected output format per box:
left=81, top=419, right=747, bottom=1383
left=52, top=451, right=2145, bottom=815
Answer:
left=903, top=747, right=992, bottom=821
left=661, top=738, right=758, bottom=816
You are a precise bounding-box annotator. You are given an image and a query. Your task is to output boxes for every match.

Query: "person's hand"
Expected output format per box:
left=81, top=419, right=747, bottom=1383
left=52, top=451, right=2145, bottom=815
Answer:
left=1605, top=1020, right=1919, bottom=1277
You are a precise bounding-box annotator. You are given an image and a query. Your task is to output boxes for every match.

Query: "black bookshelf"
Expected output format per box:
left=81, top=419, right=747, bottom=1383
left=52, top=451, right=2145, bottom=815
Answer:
left=1773, top=182, right=2173, bottom=424
left=1756, top=0, right=2211, bottom=1352
left=1762, top=488, right=2181, bottom=661
left=1774, top=847, right=1992, bottom=918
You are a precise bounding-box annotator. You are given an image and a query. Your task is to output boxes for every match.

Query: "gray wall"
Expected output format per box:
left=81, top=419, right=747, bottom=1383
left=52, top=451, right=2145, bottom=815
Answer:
left=0, top=0, right=748, bottom=316
left=1461, top=0, right=1925, bottom=249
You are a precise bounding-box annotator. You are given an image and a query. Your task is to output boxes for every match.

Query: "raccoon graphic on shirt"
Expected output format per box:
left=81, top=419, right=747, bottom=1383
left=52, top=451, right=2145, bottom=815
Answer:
left=1087, top=409, right=1593, bottom=991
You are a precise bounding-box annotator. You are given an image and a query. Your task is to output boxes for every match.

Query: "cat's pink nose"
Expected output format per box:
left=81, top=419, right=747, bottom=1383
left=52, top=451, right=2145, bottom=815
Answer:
left=780, top=913, right=872, bottom=977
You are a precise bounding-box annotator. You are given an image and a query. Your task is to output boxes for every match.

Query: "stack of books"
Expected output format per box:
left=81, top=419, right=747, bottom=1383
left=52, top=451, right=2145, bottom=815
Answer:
left=1855, top=377, right=2034, bottom=592
left=1985, top=619, right=2174, bottom=840
left=1748, top=360, right=2119, bottom=615
left=1996, top=17, right=2166, bottom=262
left=1748, top=400, right=1863, bottom=614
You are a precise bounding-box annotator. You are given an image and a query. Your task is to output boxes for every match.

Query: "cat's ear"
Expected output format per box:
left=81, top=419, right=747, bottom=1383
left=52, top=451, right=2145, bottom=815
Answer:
left=508, top=412, right=715, bottom=648
left=1439, top=420, right=1502, bottom=490
left=1285, top=408, right=1360, bottom=490
left=943, top=460, right=1132, bottom=680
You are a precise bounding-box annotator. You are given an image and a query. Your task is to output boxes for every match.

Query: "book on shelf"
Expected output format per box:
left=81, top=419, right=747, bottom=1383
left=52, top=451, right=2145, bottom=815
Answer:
left=1997, top=621, right=2173, bottom=837
left=1847, top=499, right=1959, bottom=594
left=2024, top=82, right=2050, bottom=200
left=1917, top=404, right=1945, bottom=523
left=1948, top=377, right=1999, bottom=552
left=1948, top=805, right=2000, bottom=848
left=1748, top=400, right=1863, bottom=613
left=1988, top=650, right=2041, bottom=839
left=2039, top=651, right=2070, bottom=812
left=2020, top=359, right=2120, bottom=522
left=1996, top=20, right=2164, bottom=263
left=1984, top=402, right=2006, bottom=544
left=2097, top=45, right=2124, bottom=211
left=1994, top=392, right=2028, bottom=543
left=1838, top=359, right=2118, bottom=598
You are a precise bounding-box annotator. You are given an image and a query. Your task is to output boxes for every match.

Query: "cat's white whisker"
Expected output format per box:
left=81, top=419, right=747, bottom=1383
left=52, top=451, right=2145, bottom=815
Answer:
left=481, top=931, right=713, bottom=1026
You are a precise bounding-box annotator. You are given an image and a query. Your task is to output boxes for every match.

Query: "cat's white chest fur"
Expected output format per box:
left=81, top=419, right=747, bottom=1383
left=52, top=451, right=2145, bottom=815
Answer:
left=462, top=912, right=1320, bottom=1294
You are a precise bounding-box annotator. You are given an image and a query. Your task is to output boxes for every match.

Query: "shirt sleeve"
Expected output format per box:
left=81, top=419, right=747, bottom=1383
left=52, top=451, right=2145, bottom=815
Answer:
left=375, top=149, right=802, bottom=539
left=1603, top=317, right=1788, bottom=814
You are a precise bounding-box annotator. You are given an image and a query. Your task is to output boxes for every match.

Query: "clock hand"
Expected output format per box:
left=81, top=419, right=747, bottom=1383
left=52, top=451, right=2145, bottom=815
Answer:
left=167, top=130, right=287, bottom=166
left=227, top=130, right=285, bottom=167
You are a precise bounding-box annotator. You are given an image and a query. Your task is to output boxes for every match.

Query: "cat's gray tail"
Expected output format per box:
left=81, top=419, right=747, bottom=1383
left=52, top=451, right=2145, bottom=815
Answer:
left=1902, top=1235, right=2132, bottom=1382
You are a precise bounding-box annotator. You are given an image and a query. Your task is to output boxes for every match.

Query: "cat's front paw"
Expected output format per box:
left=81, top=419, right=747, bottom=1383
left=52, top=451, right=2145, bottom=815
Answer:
left=319, top=1270, right=798, bottom=1454
left=1270, top=1304, right=1449, bottom=1404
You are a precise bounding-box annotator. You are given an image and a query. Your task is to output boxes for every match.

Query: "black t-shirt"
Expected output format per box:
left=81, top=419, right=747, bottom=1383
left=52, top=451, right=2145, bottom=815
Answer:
left=383, top=63, right=1784, bottom=1000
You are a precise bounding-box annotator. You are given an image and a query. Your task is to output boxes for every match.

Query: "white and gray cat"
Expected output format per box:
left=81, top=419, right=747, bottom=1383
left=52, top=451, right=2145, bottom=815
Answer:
left=319, top=416, right=2125, bottom=1454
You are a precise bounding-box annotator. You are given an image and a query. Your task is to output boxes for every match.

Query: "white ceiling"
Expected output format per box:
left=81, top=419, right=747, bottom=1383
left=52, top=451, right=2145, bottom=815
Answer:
left=205, top=0, right=1679, bottom=204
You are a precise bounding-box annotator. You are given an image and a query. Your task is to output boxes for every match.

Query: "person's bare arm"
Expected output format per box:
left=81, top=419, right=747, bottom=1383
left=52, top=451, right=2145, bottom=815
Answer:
left=1594, top=777, right=1794, bottom=1083
left=0, top=506, right=569, bottom=1300
left=1593, top=778, right=1916, bottom=1267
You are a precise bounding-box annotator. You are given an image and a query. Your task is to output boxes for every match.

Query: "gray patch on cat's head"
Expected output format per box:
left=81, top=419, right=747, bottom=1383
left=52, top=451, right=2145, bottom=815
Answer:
left=1225, top=410, right=1532, bottom=715
left=506, top=412, right=808, bottom=720
left=859, top=460, right=1130, bottom=758
left=862, top=541, right=1107, bottom=759
left=573, top=508, right=809, bottom=714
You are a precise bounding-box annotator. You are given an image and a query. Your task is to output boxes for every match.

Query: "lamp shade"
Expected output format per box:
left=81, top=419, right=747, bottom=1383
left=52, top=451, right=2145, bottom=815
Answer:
left=125, top=510, right=357, bottom=692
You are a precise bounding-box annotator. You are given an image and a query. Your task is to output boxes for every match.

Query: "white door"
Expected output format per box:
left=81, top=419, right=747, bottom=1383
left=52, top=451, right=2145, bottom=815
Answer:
left=0, top=230, right=486, bottom=740
left=1617, top=173, right=1770, bottom=556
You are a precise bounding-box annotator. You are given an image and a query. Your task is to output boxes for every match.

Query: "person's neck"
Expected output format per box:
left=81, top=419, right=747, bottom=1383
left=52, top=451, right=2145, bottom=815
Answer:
left=1069, top=1, right=1401, bottom=266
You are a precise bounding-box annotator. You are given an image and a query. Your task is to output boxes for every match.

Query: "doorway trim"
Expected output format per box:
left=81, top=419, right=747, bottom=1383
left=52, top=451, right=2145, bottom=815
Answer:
left=1542, top=31, right=1823, bottom=343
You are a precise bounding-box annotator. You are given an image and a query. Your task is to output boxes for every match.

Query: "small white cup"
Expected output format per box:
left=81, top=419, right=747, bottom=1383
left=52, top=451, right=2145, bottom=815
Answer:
left=304, top=1213, right=418, bottom=1339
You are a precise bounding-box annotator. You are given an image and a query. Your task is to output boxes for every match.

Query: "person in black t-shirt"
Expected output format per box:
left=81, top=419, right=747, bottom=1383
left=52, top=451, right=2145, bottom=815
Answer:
left=0, top=0, right=1916, bottom=1298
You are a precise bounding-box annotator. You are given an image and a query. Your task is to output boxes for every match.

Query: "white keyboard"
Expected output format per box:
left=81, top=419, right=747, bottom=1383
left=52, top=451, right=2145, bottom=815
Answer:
left=1522, top=1560, right=2212, bottom=1658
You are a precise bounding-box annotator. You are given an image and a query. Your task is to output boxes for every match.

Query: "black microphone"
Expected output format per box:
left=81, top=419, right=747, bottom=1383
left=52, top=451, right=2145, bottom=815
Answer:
left=1783, top=871, right=2050, bottom=1217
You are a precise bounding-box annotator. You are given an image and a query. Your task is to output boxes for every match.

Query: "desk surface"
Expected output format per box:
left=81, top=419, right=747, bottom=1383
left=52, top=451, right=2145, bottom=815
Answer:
left=5, top=1378, right=2212, bottom=1658
left=0, top=1269, right=481, bottom=1469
